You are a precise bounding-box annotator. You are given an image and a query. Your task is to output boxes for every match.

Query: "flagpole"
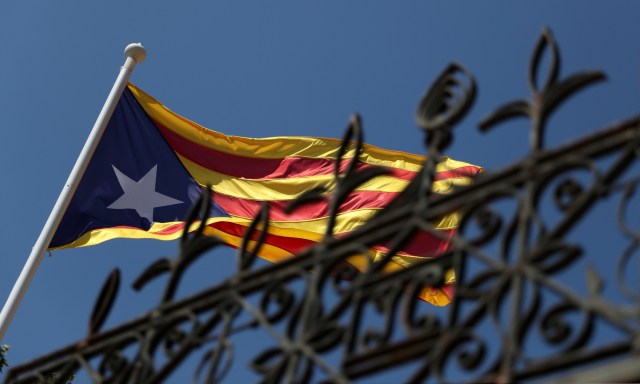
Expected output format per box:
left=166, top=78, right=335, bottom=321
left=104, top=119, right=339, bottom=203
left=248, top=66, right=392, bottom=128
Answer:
left=0, top=43, right=147, bottom=341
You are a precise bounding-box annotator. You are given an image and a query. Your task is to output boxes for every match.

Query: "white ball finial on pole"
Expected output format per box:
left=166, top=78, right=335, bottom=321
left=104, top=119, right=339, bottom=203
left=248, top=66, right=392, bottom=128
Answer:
left=125, top=43, right=146, bottom=64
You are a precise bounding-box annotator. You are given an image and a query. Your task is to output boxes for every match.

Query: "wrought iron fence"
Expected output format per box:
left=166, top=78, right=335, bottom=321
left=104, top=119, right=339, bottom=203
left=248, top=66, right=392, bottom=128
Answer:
left=4, top=27, right=640, bottom=383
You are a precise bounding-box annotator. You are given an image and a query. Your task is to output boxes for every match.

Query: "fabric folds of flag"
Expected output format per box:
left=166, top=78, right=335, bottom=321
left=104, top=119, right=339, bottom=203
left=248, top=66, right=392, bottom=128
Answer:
left=50, top=83, right=482, bottom=306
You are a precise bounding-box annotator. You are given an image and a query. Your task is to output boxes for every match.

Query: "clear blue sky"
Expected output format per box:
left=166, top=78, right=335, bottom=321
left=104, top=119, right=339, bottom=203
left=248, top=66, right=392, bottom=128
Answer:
left=0, top=1, right=638, bottom=382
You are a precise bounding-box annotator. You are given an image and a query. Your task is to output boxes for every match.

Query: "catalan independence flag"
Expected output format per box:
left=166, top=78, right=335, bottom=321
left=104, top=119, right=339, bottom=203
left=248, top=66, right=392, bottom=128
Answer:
left=50, top=83, right=481, bottom=305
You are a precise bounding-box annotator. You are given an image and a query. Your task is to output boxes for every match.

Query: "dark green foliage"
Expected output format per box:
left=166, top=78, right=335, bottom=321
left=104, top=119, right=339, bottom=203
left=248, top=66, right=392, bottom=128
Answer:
left=0, top=344, right=8, bottom=374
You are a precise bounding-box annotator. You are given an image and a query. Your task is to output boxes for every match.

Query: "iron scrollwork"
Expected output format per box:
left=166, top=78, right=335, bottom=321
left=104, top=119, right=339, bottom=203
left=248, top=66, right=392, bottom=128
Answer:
left=5, top=27, right=640, bottom=383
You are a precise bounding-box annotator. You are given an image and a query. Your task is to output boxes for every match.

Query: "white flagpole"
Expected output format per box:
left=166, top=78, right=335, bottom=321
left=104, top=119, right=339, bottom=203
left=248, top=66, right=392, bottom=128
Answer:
left=0, top=43, right=147, bottom=341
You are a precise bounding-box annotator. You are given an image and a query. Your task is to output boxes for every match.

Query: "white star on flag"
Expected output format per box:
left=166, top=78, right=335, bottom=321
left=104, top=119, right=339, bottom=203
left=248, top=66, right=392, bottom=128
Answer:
left=107, top=165, right=183, bottom=222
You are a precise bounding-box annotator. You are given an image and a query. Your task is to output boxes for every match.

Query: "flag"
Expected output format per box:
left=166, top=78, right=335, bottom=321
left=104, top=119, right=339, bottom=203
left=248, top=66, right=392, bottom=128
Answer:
left=51, top=83, right=482, bottom=305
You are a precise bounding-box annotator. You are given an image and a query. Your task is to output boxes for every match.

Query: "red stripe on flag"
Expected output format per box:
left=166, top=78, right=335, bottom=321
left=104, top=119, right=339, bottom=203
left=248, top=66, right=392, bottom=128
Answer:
left=153, top=119, right=422, bottom=180
left=212, top=190, right=400, bottom=221
left=150, top=223, right=187, bottom=235
left=372, top=228, right=455, bottom=257
left=210, top=221, right=454, bottom=260
left=437, top=166, right=483, bottom=179
left=154, top=118, right=480, bottom=182
left=210, top=221, right=317, bottom=254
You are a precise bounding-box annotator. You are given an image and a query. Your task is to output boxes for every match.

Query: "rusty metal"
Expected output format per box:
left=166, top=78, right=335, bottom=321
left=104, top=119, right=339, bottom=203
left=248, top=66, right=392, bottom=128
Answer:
left=4, top=27, right=640, bottom=383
